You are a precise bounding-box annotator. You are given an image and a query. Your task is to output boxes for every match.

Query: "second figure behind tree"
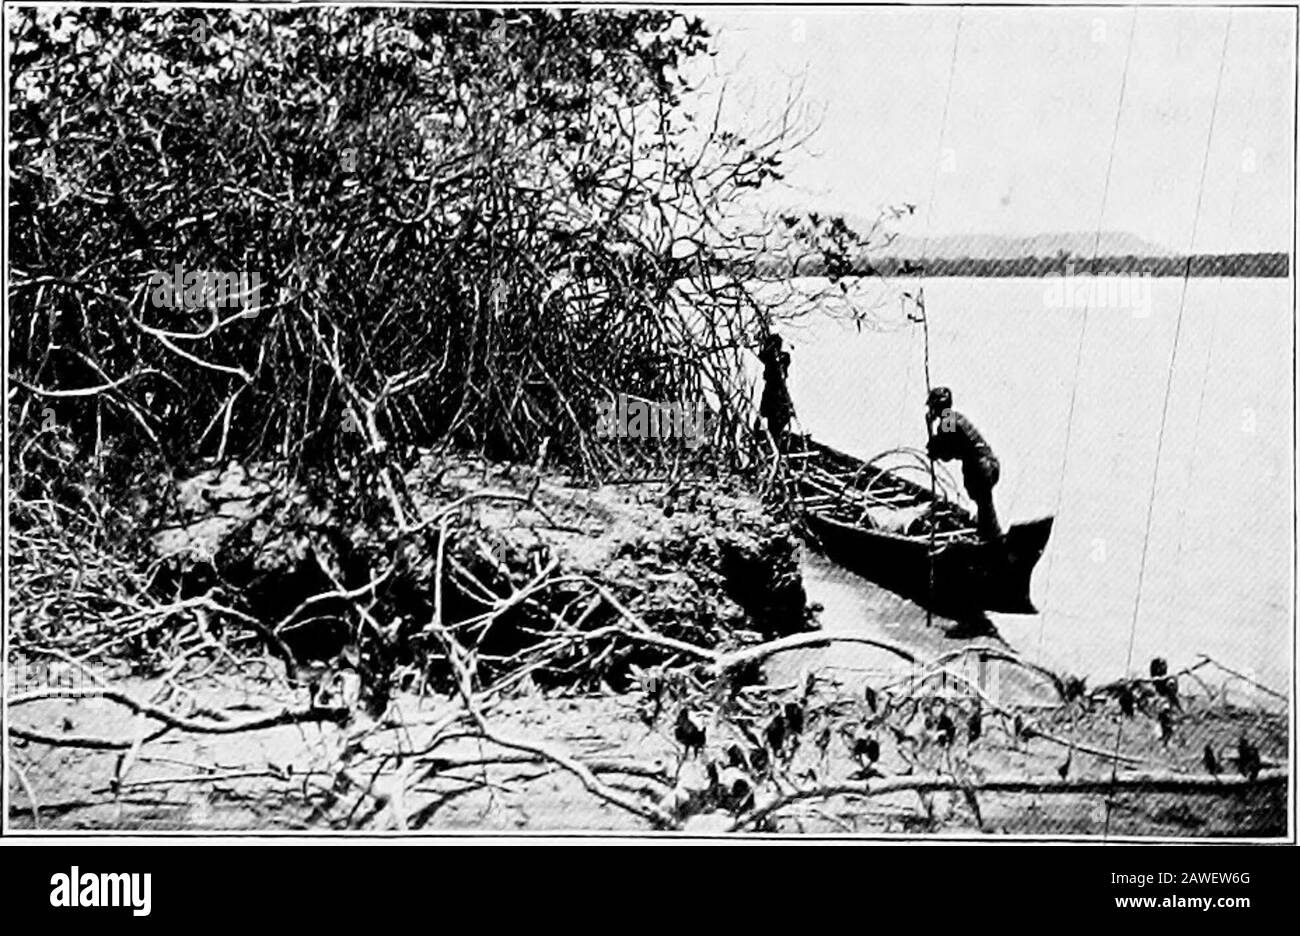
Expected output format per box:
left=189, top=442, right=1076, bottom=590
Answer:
left=758, top=333, right=794, bottom=446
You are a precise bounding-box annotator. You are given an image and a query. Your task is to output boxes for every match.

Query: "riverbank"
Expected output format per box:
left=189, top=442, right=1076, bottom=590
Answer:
left=7, top=453, right=1289, bottom=834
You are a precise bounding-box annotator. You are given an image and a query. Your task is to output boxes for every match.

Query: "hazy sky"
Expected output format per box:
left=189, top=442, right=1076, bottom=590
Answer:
left=702, top=6, right=1295, bottom=253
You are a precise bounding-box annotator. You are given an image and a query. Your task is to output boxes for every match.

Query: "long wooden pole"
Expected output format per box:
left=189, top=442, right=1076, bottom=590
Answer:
left=915, top=9, right=962, bottom=630
left=920, top=288, right=937, bottom=629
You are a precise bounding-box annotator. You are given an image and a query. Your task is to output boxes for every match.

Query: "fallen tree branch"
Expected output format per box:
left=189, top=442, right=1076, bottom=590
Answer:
left=426, top=605, right=680, bottom=828
left=583, top=589, right=923, bottom=674
left=1194, top=654, right=1288, bottom=702
left=928, top=644, right=1067, bottom=699
left=730, top=768, right=1290, bottom=832
left=10, top=724, right=173, bottom=751
left=416, top=749, right=671, bottom=785
left=10, top=686, right=348, bottom=740
left=712, top=632, right=920, bottom=673
left=898, top=659, right=1159, bottom=768
left=11, top=762, right=42, bottom=829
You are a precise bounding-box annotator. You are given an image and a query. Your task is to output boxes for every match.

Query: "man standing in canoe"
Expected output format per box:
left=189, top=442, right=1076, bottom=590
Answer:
left=757, top=333, right=795, bottom=446
left=925, top=386, right=1002, bottom=541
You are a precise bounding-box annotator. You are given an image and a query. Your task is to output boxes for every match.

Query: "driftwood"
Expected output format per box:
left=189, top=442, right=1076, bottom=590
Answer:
left=730, top=769, right=1289, bottom=832
left=7, top=502, right=1289, bottom=832
left=10, top=685, right=348, bottom=750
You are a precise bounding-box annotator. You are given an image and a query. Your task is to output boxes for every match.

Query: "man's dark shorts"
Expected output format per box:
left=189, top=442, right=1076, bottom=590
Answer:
left=963, top=455, right=1000, bottom=496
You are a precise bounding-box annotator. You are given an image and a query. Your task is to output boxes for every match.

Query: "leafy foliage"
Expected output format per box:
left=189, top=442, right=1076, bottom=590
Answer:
left=9, top=7, right=814, bottom=503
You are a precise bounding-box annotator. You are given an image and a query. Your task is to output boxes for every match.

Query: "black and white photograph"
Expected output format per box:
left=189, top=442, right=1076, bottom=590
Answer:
left=3, top=1, right=1294, bottom=841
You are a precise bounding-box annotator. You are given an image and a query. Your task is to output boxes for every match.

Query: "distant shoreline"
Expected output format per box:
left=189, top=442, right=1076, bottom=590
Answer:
left=757, top=252, right=1291, bottom=279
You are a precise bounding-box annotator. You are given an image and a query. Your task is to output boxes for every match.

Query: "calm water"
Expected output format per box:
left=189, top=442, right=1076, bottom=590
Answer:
left=775, top=276, right=1294, bottom=691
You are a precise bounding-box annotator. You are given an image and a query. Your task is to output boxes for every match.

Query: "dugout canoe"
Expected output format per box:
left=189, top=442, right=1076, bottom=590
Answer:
left=785, top=438, right=1054, bottom=615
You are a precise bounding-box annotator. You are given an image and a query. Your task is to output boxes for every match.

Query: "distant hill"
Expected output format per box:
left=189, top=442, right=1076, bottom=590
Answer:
left=873, top=230, right=1172, bottom=261
left=752, top=216, right=1289, bottom=278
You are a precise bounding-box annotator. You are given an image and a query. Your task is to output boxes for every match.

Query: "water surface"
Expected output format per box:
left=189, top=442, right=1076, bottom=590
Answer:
left=776, top=275, right=1293, bottom=691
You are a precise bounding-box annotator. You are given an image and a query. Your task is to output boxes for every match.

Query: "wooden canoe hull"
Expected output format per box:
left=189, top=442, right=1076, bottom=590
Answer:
left=804, top=511, right=1054, bottom=615
left=788, top=438, right=1054, bottom=615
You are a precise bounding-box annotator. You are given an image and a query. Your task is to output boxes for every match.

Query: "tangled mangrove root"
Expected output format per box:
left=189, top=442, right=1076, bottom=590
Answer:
left=5, top=442, right=1289, bottom=834
left=8, top=494, right=1288, bottom=833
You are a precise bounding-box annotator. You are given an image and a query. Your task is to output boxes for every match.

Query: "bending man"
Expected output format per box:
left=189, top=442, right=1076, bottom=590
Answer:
left=925, top=387, right=1002, bottom=541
